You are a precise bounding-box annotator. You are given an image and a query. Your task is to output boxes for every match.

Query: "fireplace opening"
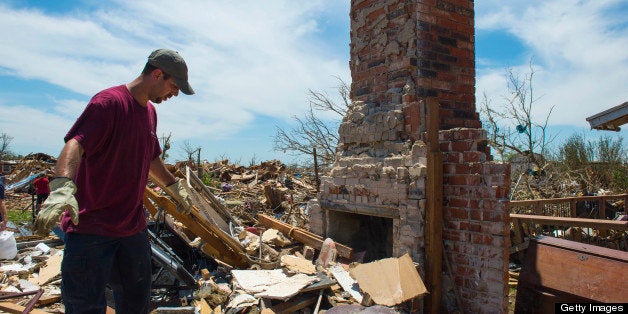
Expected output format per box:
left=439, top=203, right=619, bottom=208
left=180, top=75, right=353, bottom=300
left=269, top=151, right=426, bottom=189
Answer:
left=326, top=210, right=393, bottom=262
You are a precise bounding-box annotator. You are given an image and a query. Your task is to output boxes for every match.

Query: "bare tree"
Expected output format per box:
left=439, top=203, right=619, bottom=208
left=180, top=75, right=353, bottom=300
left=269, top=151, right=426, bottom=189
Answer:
left=273, top=77, right=349, bottom=169
left=181, top=140, right=201, bottom=161
left=0, top=133, right=13, bottom=160
left=480, top=61, right=559, bottom=199
left=480, top=61, right=557, bottom=170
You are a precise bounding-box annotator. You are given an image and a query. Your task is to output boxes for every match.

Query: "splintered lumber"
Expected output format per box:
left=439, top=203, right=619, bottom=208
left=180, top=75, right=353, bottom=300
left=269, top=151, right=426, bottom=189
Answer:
left=144, top=187, right=250, bottom=268
left=186, top=166, right=236, bottom=230
left=257, top=214, right=353, bottom=259
left=36, top=294, right=61, bottom=306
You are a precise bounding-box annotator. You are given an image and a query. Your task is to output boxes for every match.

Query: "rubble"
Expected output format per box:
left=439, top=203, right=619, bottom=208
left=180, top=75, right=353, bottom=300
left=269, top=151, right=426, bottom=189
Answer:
left=1, top=156, right=427, bottom=313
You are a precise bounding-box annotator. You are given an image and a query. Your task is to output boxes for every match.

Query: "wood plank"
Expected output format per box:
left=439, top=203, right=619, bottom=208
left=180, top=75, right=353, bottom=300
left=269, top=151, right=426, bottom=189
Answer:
left=269, top=294, right=317, bottom=314
left=533, top=235, right=628, bottom=261
left=257, top=214, right=353, bottom=259
left=0, top=302, right=51, bottom=314
left=510, top=213, right=628, bottom=231
left=186, top=167, right=235, bottom=229
left=510, top=193, right=628, bottom=205
left=35, top=294, right=61, bottom=306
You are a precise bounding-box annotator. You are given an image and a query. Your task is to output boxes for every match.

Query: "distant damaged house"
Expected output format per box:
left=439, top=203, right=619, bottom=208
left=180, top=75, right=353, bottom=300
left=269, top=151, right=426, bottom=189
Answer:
left=1, top=160, right=18, bottom=175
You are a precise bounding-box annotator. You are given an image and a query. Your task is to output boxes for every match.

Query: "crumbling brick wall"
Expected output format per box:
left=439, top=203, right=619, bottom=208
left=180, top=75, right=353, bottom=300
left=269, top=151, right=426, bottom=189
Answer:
left=440, top=128, right=511, bottom=312
left=309, top=0, right=510, bottom=312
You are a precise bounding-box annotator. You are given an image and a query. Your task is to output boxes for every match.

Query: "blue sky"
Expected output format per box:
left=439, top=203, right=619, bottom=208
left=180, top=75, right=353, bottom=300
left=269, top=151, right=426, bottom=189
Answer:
left=0, top=0, right=626, bottom=164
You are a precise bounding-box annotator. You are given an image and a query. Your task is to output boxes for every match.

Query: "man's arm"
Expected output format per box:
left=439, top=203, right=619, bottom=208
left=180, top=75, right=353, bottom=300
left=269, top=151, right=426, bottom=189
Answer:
left=148, top=156, right=177, bottom=187
left=0, top=199, right=7, bottom=231
left=55, top=139, right=84, bottom=179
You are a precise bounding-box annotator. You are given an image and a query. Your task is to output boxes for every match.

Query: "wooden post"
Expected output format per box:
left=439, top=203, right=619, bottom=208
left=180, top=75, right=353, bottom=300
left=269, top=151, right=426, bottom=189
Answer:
left=196, top=148, right=202, bottom=179
left=511, top=218, right=526, bottom=262
left=425, top=98, right=443, bottom=314
left=313, top=147, right=320, bottom=193
left=599, top=197, right=607, bottom=237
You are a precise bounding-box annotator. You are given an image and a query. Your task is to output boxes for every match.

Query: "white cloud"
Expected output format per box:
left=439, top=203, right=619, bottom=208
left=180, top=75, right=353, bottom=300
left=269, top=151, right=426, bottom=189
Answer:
left=0, top=1, right=351, bottom=160
left=476, top=0, right=628, bottom=127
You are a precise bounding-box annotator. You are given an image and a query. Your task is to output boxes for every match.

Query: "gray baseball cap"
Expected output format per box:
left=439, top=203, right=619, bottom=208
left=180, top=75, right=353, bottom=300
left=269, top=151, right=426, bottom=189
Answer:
left=147, top=49, right=194, bottom=95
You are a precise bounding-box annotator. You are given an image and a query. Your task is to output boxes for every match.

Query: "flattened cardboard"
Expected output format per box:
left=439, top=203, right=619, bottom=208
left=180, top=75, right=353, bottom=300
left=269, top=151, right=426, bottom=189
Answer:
left=231, top=269, right=319, bottom=300
left=349, top=253, right=427, bottom=306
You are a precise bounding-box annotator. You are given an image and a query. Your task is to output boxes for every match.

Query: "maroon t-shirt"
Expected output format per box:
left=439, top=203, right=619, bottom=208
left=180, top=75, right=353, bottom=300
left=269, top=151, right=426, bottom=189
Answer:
left=60, top=85, right=162, bottom=237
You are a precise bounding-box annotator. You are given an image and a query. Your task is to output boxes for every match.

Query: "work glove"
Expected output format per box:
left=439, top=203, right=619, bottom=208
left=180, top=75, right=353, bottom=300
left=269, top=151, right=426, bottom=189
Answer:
left=166, top=178, right=193, bottom=214
left=34, top=177, right=79, bottom=235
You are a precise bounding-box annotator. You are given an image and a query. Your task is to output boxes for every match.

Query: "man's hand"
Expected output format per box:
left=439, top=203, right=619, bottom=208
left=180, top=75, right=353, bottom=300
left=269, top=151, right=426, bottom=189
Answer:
left=165, top=178, right=193, bottom=214
left=34, top=177, right=79, bottom=235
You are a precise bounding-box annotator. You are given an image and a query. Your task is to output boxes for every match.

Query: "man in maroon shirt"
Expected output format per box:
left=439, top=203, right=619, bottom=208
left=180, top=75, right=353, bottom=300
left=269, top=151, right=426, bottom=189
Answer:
left=32, top=173, right=50, bottom=213
left=34, top=49, right=195, bottom=314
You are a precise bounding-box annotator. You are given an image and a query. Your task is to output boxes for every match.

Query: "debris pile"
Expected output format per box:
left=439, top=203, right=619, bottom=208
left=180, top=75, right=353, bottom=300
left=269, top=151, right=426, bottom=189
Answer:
left=1, top=157, right=427, bottom=313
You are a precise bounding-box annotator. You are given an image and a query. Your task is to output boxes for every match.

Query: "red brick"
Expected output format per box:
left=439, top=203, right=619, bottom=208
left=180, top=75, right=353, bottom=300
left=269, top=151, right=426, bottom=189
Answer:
left=451, top=141, right=473, bottom=151
left=469, top=199, right=481, bottom=209
left=448, top=197, right=469, bottom=208
left=469, top=162, right=483, bottom=174
left=458, top=221, right=469, bottom=230
left=450, top=207, right=469, bottom=219
left=443, top=229, right=468, bottom=241
left=462, top=151, right=486, bottom=162
left=442, top=174, right=459, bottom=185
left=453, top=163, right=469, bottom=174
left=445, top=220, right=459, bottom=229
left=468, top=174, right=482, bottom=185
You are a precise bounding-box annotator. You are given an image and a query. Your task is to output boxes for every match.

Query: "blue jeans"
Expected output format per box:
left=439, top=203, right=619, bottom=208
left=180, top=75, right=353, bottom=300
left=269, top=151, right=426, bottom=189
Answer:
left=61, top=229, right=152, bottom=314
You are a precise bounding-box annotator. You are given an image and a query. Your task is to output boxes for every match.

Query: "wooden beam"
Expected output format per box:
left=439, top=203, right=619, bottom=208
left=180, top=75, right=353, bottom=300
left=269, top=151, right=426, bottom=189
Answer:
left=144, top=187, right=251, bottom=268
left=511, top=194, right=628, bottom=206
left=510, top=214, right=628, bottom=231
left=0, top=302, right=51, bottom=314
left=270, top=294, right=317, bottom=314
left=425, top=97, right=443, bottom=314
left=257, top=214, right=353, bottom=259
left=511, top=218, right=526, bottom=260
